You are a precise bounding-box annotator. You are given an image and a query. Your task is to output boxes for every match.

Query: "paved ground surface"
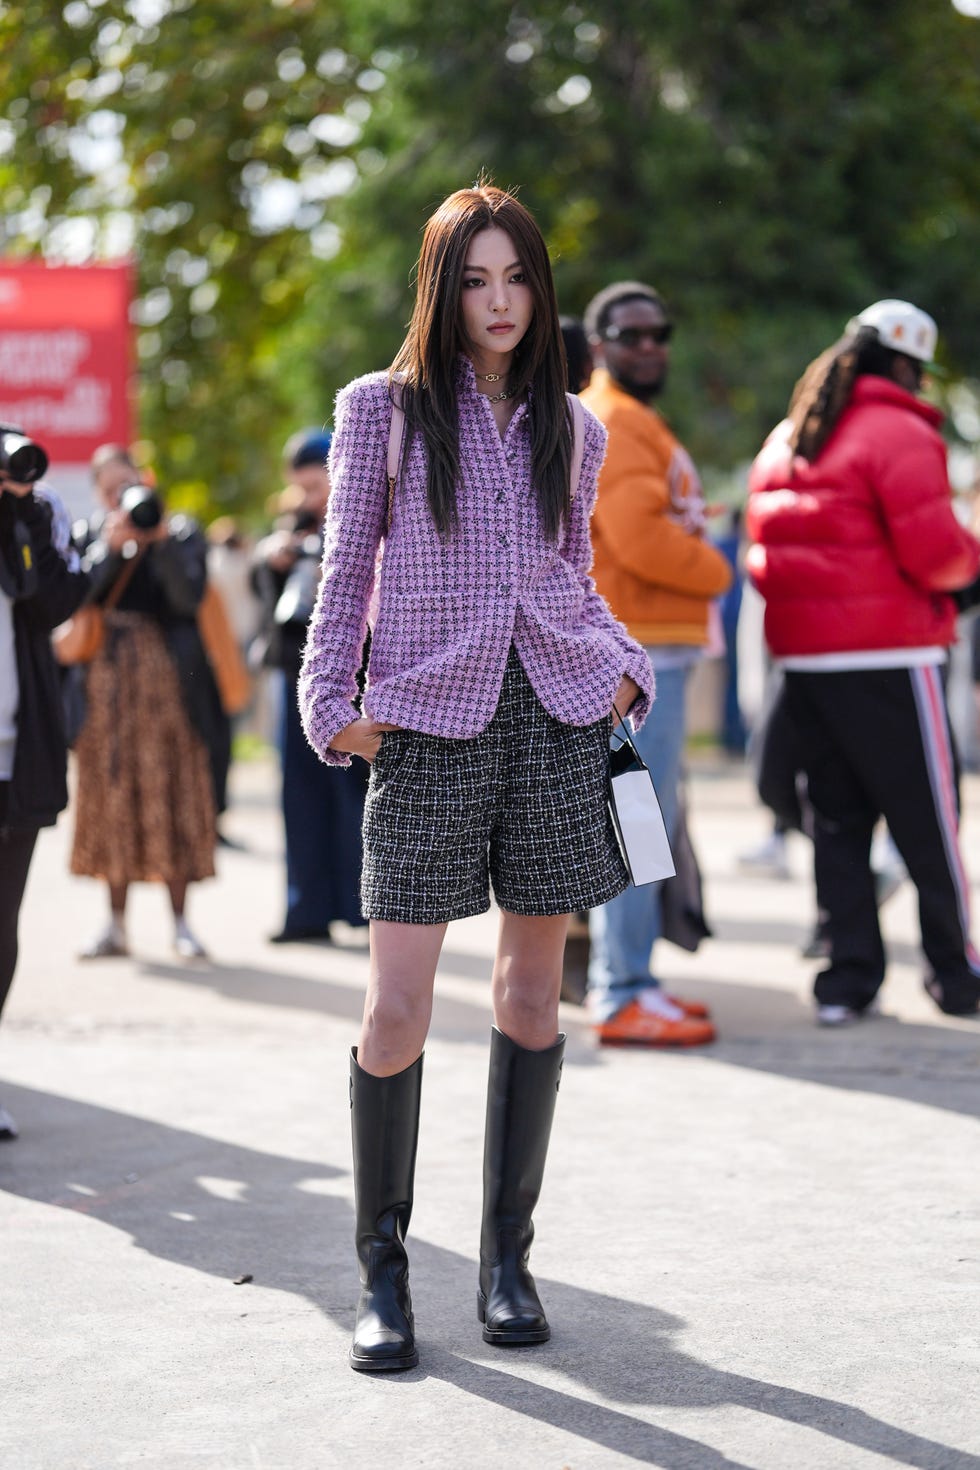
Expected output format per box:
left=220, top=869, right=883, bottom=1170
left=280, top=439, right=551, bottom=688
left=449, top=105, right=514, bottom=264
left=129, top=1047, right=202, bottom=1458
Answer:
left=2, top=753, right=978, bottom=1470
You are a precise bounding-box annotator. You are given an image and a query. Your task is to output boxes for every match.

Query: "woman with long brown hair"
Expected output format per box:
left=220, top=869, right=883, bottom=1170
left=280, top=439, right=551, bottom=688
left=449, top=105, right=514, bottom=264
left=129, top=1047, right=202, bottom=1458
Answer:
left=299, top=184, right=653, bottom=1372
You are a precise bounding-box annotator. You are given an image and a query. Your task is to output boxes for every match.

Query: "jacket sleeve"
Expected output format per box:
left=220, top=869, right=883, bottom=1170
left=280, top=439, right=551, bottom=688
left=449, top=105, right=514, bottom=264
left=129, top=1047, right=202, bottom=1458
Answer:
left=298, top=379, right=390, bottom=765
left=591, top=409, right=732, bottom=598
left=11, top=491, right=90, bottom=629
left=150, top=517, right=208, bottom=617
left=870, top=421, right=980, bottom=592
left=561, top=408, right=655, bottom=727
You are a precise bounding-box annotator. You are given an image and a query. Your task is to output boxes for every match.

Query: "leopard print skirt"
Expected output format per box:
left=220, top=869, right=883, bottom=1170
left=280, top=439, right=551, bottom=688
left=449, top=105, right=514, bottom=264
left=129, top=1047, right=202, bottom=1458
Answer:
left=70, top=611, right=216, bottom=886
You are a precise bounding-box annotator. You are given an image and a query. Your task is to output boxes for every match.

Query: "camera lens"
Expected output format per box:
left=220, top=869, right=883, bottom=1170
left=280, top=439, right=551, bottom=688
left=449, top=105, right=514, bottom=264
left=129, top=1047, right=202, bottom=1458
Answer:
left=120, top=485, right=163, bottom=530
left=0, top=432, right=49, bottom=484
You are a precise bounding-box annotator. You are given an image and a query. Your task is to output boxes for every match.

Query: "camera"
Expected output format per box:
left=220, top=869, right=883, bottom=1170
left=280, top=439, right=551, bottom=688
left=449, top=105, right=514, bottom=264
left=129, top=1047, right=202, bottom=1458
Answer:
left=0, top=424, right=49, bottom=484
left=120, top=483, right=164, bottom=531
left=273, top=535, right=322, bottom=627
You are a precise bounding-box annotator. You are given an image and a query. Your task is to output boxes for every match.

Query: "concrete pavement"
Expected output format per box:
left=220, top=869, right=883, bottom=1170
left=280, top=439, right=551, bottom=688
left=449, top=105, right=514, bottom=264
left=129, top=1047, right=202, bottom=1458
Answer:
left=1, top=753, right=978, bottom=1470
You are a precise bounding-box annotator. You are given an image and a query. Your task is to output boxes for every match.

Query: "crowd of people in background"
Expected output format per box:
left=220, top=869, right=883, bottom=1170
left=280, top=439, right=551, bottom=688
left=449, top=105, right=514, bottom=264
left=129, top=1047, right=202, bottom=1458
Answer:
left=3, top=259, right=980, bottom=1149
left=251, top=429, right=368, bottom=946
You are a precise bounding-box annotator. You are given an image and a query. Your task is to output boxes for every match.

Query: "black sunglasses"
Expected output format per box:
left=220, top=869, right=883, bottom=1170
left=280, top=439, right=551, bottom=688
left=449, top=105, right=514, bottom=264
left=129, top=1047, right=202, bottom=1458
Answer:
left=603, top=323, right=673, bottom=347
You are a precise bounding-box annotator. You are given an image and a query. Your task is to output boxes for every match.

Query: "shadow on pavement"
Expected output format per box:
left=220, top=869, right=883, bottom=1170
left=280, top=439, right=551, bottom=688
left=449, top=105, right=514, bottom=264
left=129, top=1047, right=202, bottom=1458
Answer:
left=135, top=952, right=980, bottom=1119
left=136, top=957, right=496, bottom=1044
left=664, top=975, right=980, bottom=1119
left=2, top=1084, right=977, bottom=1470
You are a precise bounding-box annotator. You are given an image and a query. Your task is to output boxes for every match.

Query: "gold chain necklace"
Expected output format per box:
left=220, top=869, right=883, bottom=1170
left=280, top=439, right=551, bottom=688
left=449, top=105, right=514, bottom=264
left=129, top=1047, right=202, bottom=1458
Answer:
left=486, top=383, right=519, bottom=403
left=476, top=371, right=504, bottom=382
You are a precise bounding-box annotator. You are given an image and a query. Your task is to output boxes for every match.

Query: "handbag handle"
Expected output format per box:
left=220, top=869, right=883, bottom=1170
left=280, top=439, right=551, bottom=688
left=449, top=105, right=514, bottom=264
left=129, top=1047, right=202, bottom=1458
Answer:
left=610, top=704, right=648, bottom=771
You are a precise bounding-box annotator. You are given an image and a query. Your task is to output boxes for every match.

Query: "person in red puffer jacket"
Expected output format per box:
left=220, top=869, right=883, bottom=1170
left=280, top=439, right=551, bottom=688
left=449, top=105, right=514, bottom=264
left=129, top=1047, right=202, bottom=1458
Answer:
left=747, top=300, right=980, bottom=1023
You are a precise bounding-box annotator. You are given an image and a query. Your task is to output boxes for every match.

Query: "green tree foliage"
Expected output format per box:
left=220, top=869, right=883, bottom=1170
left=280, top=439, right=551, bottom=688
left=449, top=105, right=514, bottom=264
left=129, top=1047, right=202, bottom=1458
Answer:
left=3, top=1, right=980, bottom=514
left=312, top=0, right=980, bottom=475
left=1, top=0, right=360, bottom=512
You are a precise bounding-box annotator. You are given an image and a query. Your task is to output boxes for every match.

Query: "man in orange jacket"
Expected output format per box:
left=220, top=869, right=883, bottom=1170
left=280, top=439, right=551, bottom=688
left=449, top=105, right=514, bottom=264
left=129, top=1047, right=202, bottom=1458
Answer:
left=581, top=281, right=732, bottom=1046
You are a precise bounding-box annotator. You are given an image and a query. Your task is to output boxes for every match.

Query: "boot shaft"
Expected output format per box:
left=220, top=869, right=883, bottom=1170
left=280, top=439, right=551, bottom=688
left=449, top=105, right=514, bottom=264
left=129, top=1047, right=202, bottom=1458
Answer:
left=347, top=1049, right=422, bottom=1373
left=350, top=1049, right=423, bottom=1265
left=481, top=1027, right=564, bottom=1259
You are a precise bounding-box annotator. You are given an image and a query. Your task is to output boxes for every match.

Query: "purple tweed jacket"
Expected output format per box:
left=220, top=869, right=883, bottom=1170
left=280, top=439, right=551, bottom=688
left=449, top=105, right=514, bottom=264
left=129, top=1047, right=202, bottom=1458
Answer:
left=299, top=359, right=654, bottom=765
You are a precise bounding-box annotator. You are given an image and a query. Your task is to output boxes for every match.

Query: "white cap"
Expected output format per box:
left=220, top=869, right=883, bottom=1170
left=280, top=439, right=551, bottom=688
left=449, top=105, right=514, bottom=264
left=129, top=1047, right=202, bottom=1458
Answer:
left=848, top=299, right=938, bottom=364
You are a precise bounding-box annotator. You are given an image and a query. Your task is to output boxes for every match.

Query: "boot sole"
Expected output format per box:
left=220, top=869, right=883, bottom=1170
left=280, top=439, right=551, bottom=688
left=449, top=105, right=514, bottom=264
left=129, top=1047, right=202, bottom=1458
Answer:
left=481, top=1324, right=551, bottom=1346
left=478, top=1293, right=550, bottom=1346
left=349, top=1347, right=419, bottom=1373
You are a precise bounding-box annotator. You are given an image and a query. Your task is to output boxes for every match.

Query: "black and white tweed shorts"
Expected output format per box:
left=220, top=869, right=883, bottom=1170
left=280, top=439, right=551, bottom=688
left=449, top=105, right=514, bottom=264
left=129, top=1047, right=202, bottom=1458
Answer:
left=361, top=648, right=629, bottom=925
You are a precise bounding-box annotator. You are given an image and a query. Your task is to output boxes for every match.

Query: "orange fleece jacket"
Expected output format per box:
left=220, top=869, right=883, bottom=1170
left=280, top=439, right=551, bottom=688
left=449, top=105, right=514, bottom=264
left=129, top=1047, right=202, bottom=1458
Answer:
left=580, top=371, right=732, bottom=646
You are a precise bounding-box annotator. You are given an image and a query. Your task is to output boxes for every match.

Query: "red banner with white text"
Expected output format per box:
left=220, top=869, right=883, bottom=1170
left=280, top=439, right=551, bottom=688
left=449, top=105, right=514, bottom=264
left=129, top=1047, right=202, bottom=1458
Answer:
left=0, top=261, right=132, bottom=468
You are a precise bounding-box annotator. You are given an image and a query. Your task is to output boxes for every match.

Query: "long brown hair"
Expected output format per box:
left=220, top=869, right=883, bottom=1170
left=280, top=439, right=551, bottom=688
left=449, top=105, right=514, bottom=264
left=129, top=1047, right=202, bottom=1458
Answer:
left=390, top=185, right=571, bottom=540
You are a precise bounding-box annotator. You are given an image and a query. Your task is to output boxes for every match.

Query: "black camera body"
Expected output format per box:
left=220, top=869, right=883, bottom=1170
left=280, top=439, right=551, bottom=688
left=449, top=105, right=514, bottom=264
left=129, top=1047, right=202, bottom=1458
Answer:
left=120, top=483, right=164, bottom=531
left=0, top=423, right=49, bottom=484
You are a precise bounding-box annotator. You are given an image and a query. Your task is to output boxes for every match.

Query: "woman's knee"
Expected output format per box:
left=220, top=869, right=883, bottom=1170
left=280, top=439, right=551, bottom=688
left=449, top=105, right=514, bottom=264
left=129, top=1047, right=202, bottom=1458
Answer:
left=363, top=977, right=431, bottom=1045
left=492, top=974, right=560, bottom=1044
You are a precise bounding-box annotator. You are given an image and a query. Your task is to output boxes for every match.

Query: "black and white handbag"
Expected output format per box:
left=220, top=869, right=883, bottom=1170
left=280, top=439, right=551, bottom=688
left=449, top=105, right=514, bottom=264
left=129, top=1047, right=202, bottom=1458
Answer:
left=607, top=717, right=676, bottom=887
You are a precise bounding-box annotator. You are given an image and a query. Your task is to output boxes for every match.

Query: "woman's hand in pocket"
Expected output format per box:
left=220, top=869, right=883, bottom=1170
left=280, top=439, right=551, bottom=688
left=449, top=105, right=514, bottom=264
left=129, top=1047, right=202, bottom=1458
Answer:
left=330, top=718, right=401, bottom=763
left=611, top=674, right=640, bottom=724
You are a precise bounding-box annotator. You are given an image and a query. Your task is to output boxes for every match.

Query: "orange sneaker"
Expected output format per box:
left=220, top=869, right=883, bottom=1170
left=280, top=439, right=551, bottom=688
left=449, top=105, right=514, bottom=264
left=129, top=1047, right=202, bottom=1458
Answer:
left=596, top=999, right=716, bottom=1047
left=665, top=994, right=711, bottom=1019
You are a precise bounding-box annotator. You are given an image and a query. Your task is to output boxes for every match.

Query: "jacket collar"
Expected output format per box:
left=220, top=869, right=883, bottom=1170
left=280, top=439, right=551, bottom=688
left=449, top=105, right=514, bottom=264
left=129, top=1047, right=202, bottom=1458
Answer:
left=850, top=374, right=944, bottom=429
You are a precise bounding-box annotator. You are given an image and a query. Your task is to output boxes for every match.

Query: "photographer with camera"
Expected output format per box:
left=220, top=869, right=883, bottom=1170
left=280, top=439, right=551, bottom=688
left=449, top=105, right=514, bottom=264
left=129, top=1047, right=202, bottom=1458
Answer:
left=252, top=429, right=367, bottom=944
left=70, top=444, right=218, bottom=961
left=0, top=427, right=89, bottom=1139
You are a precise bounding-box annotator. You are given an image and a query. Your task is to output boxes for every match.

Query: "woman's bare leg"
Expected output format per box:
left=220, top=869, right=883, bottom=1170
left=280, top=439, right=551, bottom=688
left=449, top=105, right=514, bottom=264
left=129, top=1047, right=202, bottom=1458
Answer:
left=357, top=919, right=448, bottom=1076
left=491, top=911, right=569, bottom=1049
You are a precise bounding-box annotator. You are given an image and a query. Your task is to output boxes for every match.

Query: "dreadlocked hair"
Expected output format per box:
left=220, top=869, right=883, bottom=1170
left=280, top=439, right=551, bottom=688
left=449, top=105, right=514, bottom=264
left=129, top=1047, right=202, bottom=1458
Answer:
left=786, top=325, right=917, bottom=462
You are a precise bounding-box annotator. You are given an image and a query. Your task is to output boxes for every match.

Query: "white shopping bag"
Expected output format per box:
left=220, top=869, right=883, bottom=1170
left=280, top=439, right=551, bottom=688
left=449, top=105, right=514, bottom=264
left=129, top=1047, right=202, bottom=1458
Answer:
left=607, top=725, right=676, bottom=887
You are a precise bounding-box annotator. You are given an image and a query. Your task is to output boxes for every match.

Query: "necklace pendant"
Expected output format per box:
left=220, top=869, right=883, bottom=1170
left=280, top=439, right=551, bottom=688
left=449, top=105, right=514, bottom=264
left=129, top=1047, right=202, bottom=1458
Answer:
left=478, top=372, right=503, bottom=382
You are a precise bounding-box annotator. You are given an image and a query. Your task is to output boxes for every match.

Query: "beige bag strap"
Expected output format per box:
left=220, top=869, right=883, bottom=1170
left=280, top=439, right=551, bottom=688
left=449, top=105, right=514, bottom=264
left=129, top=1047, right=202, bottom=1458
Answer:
left=103, top=543, right=148, bottom=610
left=569, top=393, right=585, bottom=498
left=386, top=382, right=406, bottom=534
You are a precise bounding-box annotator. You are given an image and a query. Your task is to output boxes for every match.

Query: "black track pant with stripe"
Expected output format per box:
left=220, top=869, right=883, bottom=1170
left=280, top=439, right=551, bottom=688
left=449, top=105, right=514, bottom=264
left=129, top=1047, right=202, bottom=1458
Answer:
left=783, top=665, right=980, bottom=1015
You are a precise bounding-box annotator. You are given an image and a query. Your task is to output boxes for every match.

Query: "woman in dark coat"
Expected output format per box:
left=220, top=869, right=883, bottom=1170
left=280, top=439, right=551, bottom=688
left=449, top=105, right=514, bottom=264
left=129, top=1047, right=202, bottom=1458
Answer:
left=0, top=458, right=89, bottom=1139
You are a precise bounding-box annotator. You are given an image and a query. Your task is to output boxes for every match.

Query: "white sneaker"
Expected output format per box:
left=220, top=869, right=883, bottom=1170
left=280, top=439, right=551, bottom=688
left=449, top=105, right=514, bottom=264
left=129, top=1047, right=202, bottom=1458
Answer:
left=638, top=988, right=686, bottom=1021
left=174, top=918, right=208, bottom=961
left=78, top=920, right=129, bottom=960
left=817, top=999, right=881, bottom=1027
left=737, top=831, right=791, bottom=879
left=0, top=1104, right=19, bottom=1140
left=817, top=1004, right=860, bottom=1026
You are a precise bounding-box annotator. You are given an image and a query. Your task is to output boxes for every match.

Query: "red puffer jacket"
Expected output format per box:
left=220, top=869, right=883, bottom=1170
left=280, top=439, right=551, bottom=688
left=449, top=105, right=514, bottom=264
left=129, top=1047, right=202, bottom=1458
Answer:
left=746, top=377, right=980, bottom=657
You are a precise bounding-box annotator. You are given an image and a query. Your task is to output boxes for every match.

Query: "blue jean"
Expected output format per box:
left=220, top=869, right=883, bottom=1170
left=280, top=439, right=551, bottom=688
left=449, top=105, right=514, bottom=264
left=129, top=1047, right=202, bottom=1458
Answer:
left=278, top=673, right=368, bottom=932
left=588, top=663, right=690, bottom=1020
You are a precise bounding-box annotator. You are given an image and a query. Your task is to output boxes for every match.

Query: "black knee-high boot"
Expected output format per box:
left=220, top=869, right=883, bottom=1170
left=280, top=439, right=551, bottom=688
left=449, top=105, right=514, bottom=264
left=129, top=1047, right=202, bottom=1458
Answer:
left=478, top=1026, right=565, bottom=1346
left=349, top=1048, right=422, bottom=1372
